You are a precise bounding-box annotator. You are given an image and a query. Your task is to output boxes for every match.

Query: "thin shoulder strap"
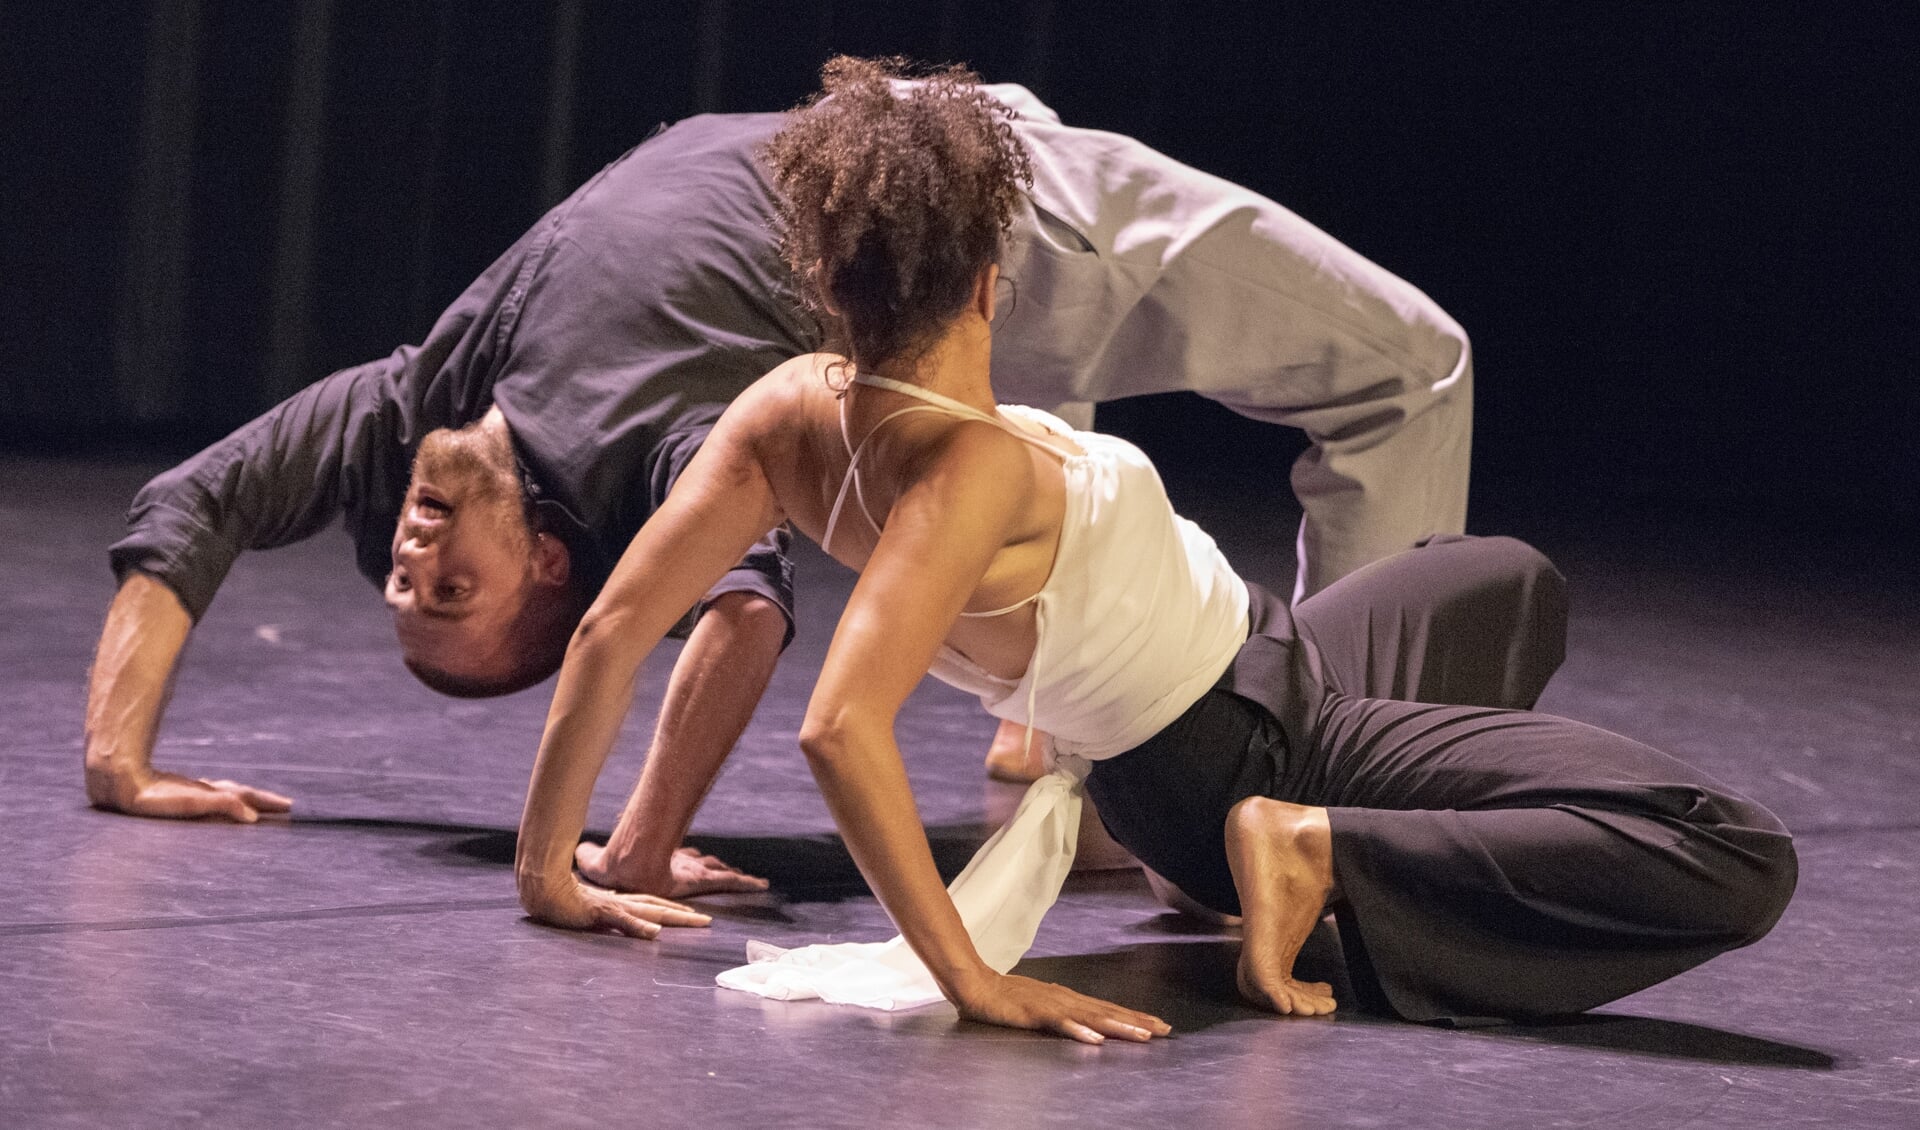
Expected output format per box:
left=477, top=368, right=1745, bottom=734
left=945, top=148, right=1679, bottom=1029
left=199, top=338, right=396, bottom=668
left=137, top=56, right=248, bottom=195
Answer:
left=852, top=372, right=1076, bottom=460
left=823, top=372, right=1073, bottom=555
left=823, top=400, right=953, bottom=554
left=851, top=372, right=1002, bottom=425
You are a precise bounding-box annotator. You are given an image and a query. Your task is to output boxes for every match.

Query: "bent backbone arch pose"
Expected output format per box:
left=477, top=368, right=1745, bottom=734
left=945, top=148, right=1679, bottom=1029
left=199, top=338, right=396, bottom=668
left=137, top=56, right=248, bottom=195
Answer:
left=515, top=63, right=1795, bottom=1042
left=85, top=70, right=1470, bottom=898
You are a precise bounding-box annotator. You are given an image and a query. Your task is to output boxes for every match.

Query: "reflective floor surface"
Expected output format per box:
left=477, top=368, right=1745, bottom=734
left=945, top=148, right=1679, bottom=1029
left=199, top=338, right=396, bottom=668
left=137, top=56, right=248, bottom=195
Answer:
left=2, top=455, right=1915, bottom=1129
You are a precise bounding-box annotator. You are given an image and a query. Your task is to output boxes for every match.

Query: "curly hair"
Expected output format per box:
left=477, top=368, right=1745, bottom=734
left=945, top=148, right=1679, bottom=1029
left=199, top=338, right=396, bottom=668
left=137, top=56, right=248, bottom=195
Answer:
left=764, top=56, right=1034, bottom=373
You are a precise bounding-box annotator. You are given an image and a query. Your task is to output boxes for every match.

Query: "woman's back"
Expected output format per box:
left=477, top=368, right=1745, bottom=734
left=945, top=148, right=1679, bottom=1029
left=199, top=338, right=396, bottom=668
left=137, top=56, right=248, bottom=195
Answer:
left=742, top=354, right=1250, bottom=762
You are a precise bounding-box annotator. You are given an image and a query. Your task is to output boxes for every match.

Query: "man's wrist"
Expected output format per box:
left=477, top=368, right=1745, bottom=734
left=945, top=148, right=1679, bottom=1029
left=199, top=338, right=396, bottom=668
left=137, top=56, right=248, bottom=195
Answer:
left=82, top=757, right=148, bottom=810
left=597, top=821, right=677, bottom=892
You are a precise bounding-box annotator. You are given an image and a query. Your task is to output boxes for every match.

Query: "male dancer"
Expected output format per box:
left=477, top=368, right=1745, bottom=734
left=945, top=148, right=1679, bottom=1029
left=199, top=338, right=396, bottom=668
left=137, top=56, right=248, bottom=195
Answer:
left=86, top=84, right=1471, bottom=920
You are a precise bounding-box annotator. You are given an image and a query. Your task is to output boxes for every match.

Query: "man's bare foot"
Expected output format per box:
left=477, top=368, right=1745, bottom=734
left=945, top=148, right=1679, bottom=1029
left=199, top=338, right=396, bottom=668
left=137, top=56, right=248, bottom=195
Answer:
left=984, top=718, right=1051, bottom=783
left=1224, top=797, right=1338, bottom=1016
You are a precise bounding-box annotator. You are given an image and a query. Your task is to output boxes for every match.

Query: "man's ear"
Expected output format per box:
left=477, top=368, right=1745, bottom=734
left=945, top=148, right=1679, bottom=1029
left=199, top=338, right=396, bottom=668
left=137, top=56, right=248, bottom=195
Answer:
left=531, top=531, right=571, bottom=588
left=973, top=263, right=1000, bottom=323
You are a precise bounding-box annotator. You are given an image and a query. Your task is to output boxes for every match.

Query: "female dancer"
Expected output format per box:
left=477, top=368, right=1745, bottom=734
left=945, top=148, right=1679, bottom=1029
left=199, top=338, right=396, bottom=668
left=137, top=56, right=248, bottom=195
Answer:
left=514, top=59, right=1795, bottom=1043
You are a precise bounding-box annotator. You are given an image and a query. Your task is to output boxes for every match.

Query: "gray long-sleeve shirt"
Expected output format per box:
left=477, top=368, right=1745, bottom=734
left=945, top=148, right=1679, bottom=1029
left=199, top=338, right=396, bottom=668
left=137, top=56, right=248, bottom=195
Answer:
left=110, top=112, right=813, bottom=624
left=112, top=87, right=1472, bottom=626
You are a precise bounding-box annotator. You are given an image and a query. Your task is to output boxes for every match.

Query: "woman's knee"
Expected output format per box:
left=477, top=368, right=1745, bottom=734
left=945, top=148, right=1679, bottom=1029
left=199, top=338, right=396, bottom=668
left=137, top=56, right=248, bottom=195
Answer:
left=1730, top=835, right=1799, bottom=945
left=1682, top=829, right=1799, bottom=947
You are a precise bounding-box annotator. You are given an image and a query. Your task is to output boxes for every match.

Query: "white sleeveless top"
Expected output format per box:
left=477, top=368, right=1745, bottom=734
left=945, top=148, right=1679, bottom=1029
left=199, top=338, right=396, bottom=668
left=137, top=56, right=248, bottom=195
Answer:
left=821, top=373, right=1250, bottom=762
left=717, top=373, right=1250, bottom=1012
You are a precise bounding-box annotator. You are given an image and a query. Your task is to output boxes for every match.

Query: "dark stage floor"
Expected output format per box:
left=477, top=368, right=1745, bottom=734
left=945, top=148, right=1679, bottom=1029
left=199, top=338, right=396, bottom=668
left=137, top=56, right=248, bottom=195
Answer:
left=3, top=455, right=1916, bottom=1129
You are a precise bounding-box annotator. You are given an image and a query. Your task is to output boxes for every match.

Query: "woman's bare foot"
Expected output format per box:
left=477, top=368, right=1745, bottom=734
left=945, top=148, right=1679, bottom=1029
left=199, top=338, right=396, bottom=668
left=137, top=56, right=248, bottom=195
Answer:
left=1224, top=797, right=1338, bottom=1016
left=1143, top=867, right=1241, bottom=925
left=983, top=718, right=1051, bottom=783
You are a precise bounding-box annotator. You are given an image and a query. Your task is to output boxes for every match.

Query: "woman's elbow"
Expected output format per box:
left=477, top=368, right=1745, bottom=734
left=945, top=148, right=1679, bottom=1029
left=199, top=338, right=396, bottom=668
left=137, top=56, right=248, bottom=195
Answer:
left=798, top=708, right=885, bottom=772
left=798, top=715, right=849, bottom=769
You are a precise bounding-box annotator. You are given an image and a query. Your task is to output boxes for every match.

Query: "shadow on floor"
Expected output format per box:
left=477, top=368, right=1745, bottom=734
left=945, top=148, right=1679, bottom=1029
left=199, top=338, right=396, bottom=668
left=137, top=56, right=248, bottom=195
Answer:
left=1012, top=925, right=1355, bottom=1036
left=1019, top=929, right=1839, bottom=1069
left=286, top=816, right=997, bottom=894
left=1469, top=1013, right=1839, bottom=1069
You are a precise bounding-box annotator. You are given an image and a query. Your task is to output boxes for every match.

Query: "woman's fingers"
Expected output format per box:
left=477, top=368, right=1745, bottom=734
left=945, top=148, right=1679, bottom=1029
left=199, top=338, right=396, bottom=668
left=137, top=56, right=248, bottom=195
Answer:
left=1077, top=1003, right=1168, bottom=1042
left=630, top=893, right=703, bottom=915
left=1057, top=985, right=1169, bottom=1038
left=1086, top=1016, right=1156, bottom=1042
left=616, top=893, right=711, bottom=928
left=596, top=905, right=661, bottom=940
left=993, top=978, right=1170, bottom=1044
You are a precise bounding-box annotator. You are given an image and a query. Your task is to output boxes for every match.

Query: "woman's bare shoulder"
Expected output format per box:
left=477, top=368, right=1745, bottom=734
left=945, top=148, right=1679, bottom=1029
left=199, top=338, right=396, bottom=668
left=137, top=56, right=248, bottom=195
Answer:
left=718, top=354, right=849, bottom=478
left=733, top=354, right=846, bottom=421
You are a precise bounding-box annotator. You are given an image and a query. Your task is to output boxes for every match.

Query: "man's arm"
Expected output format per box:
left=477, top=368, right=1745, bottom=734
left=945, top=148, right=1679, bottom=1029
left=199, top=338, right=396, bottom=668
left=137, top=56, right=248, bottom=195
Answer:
left=83, top=572, right=293, bottom=821
left=572, top=588, right=782, bottom=896
left=90, top=359, right=414, bottom=820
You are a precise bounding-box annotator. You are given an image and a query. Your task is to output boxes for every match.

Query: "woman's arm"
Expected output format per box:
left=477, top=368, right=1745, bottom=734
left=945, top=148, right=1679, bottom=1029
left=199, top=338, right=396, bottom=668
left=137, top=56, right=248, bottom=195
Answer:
left=798, top=425, right=1170, bottom=1043
left=515, top=390, right=786, bottom=935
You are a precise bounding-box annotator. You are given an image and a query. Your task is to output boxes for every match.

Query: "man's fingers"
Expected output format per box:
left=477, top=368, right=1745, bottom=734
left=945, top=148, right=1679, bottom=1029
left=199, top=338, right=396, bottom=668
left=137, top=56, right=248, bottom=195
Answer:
left=198, top=783, right=259, bottom=823
left=236, top=786, right=292, bottom=813
left=684, top=870, right=770, bottom=896
left=133, top=781, right=255, bottom=823
left=573, top=843, right=607, bottom=880
left=201, top=779, right=291, bottom=816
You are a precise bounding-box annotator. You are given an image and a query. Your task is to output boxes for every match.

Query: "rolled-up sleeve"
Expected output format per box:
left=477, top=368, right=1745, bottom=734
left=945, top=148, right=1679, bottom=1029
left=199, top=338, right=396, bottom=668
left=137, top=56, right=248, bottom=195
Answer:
left=107, top=359, right=404, bottom=622
left=644, top=423, right=796, bottom=649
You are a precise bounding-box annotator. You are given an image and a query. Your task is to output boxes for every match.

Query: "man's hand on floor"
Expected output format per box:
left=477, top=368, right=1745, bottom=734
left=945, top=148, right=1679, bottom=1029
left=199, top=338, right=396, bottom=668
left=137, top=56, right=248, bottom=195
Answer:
left=574, top=842, right=769, bottom=898
left=88, top=766, right=293, bottom=823
left=520, top=869, right=714, bottom=939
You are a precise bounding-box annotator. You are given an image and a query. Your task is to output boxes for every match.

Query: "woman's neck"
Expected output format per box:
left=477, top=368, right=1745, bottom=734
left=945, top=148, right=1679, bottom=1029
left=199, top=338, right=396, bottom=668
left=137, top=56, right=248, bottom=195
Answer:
left=857, top=317, right=995, bottom=412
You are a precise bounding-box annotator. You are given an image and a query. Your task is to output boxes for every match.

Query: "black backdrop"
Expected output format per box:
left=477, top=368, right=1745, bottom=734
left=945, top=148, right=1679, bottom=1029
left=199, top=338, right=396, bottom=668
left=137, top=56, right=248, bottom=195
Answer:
left=3, top=2, right=1913, bottom=523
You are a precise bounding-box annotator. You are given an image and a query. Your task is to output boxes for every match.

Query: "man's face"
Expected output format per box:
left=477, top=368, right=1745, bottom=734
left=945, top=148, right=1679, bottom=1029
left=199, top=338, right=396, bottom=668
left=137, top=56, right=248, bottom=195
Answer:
left=385, top=418, right=541, bottom=682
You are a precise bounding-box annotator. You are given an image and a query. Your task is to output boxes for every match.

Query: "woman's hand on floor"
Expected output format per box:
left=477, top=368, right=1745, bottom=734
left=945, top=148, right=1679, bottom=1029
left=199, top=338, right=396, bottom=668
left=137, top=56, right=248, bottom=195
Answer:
left=519, top=871, right=712, bottom=939
left=954, top=972, right=1172, bottom=1045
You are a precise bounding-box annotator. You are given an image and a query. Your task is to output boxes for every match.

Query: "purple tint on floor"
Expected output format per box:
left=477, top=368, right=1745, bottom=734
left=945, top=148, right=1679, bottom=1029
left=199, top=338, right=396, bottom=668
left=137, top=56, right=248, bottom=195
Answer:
left=2, top=456, right=1914, bottom=1129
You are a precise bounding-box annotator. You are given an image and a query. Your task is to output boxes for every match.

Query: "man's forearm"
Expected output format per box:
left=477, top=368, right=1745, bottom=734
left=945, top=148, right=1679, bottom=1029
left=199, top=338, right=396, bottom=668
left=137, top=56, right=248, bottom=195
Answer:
left=596, top=591, right=787, bottom=891
left=83, top=572, right=192, bottom=808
